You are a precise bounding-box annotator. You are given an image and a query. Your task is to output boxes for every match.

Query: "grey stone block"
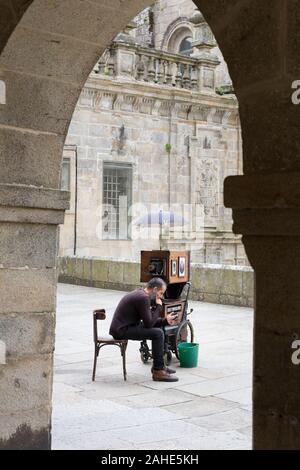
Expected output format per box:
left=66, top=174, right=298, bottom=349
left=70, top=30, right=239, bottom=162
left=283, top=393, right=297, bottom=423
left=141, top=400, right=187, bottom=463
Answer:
left=0, top=127, right=64, bottom=187
left=0, top=407, right=51, bottom=449
left=21, top=0, right=146, bottom=47
left=0, top=26, right=102, bottom=86
left=120, top=262, right=139, bottom=285
left=188, top=407, right=251, bottom=432
left=0, top=223, right=58, bottom=268
left=0, top=355, right=53, bottom=415
left=0, top=69, right=81, bottom=135
left=108, top=261, right=124, bottom=284
left=0, top=268, right=57, bottom=314
left=92, top=259, right=109, bottom=283
left=0, top=312, right=55, bottom=359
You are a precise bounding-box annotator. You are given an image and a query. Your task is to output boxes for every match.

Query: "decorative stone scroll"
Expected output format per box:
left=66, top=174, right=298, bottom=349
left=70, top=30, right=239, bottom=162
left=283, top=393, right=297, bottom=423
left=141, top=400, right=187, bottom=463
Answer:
left=196, top=159, right=220, bottom=218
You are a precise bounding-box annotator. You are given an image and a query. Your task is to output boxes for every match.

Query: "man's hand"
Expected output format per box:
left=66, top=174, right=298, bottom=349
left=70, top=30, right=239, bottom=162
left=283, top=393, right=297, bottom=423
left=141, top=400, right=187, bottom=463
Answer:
left=166, top=313, right=179, bottom=326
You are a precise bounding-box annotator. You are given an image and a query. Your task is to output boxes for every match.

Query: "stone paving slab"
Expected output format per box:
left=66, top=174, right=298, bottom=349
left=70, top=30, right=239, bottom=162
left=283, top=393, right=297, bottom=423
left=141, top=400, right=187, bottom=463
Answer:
left=175, top=373, right=251, bottom=397
left=53, top=283, right=254, bottom=450
left=188, top=367, right=238, bottom=380
left=53, top=407, right=182, bottom=440
left=76, top=381, right=153, bottom=400
left=187, top=407, right=251, bottom=432
left=53, top=434, right=136, bottom=451
left=162, top=396, right=239, bottom=418
left=140, top=373, right=207, bottom=391
left=110, top=389, right=195, bottom=409
left=106, top=420, right=205, bottom=445
left=236, top=426, right=252, bottom=438
left=216, top=387, right=252, bottom=407
left=137, top=431, right=251, bottom=451
left=52, top=394, right=132, bottom=422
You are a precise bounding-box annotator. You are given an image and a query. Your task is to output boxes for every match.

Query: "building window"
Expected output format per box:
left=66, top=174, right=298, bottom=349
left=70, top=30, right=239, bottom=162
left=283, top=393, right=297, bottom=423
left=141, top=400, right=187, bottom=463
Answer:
left=61, top=158, right=71, bottom=191
left=179, top=37, right=193, bottom=56
left=102, top=163, right=132, bottom=240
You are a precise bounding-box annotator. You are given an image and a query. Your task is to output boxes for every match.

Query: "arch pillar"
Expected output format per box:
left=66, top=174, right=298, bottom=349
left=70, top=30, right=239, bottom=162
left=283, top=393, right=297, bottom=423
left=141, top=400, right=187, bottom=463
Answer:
left=225, top=172, right=300, bottom=450
left=0, top=0, right=149, bottom=449
left=0, top=184, right=69, bottom=449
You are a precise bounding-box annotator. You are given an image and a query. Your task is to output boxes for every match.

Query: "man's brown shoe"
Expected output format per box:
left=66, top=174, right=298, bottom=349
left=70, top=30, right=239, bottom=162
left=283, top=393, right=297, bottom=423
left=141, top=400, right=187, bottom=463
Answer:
left=152, top=368, right=179, bottom=382
left=151, top=366, right=176, bottom=374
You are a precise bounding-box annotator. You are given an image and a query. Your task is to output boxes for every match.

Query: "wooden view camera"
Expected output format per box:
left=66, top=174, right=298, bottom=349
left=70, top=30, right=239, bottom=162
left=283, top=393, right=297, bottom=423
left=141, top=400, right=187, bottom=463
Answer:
left=140, top=250, right=191, bottom=322
left=140, top=250, right=191, bottom=284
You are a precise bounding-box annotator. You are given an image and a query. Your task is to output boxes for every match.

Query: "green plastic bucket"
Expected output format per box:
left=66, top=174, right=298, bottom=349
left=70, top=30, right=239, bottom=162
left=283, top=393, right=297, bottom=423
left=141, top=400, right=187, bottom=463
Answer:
left=178, top=342, right=199, bottom=368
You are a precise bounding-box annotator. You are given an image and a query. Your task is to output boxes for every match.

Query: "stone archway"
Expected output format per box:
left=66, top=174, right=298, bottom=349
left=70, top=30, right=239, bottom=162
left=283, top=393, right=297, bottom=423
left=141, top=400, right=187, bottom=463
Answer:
left=0, top=0, right=300, bottom=450
left=161, top=17, right=193, bottom=53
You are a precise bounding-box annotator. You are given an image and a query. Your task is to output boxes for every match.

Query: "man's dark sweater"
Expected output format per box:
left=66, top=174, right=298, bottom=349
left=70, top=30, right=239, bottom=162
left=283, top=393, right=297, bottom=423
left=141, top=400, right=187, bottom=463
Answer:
left=109, top=288, right=167, bottom=338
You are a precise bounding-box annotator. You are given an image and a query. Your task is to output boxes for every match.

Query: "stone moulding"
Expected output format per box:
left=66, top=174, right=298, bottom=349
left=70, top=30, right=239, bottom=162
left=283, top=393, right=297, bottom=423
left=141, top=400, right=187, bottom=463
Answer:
left=224, top=172, right=300, bottom=209
left=225, top=172, right=300, bottom=236
left=0, top=184, right=70, bottom=225
left=0, top=184, right=70, bottom=210
left=79, top=85, right=238, bottom=125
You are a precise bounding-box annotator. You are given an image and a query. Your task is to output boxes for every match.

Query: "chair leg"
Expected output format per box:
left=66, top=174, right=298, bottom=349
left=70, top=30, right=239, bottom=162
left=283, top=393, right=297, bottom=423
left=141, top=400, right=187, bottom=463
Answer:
left=121, top=343, right=127, bottom=381
left=92, top=344, right=99, bottom=381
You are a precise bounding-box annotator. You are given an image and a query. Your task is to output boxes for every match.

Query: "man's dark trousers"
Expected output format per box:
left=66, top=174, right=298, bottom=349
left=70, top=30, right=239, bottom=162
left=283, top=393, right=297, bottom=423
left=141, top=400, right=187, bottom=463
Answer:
left=114, top=324, right=165, bottom=370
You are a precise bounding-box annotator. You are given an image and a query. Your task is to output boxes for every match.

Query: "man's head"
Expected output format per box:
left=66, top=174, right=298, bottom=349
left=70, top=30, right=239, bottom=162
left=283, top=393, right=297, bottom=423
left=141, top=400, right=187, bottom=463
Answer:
left=145, top=277, right=167, bottom=299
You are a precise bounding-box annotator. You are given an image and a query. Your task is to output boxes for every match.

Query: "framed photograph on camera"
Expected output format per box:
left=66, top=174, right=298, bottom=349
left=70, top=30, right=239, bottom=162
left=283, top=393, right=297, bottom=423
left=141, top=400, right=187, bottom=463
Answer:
left=178, top=256, right=186, bottom=278
left=171, top=260, right=177, bottom=276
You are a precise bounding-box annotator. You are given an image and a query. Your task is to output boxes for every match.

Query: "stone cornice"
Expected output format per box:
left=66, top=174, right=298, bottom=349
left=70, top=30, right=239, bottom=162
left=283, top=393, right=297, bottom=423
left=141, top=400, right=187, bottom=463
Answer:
left=87, top=75, right=238, bottom=106
left=78, top=81, right=239, bottom=126
left=0, top=184, right=70, bottom=210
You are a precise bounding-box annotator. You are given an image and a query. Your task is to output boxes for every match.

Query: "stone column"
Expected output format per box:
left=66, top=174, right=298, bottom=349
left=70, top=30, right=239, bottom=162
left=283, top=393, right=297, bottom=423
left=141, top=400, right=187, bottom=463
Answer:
left=225, top=172, right=300, bottom=450
left=0, top=184, right=69, bottom=449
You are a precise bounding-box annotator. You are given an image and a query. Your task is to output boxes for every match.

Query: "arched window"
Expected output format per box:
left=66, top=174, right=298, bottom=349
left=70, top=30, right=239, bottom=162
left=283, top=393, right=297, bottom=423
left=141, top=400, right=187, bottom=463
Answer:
left=179, top=37, right=193, bottom=56
left=163, top=20, right=193, bottom=56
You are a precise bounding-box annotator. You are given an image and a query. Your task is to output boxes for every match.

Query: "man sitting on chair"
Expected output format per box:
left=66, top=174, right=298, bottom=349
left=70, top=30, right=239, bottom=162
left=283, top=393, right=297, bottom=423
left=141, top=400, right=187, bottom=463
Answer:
left=109, top=277, right=179, bottom=382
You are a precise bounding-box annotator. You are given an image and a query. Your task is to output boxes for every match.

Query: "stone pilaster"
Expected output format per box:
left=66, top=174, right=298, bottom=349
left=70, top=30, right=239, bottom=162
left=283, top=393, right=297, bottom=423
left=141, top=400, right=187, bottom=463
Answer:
left=225, top=172, right=300, bottom=450
left=0, top=184, right=69, bottom=450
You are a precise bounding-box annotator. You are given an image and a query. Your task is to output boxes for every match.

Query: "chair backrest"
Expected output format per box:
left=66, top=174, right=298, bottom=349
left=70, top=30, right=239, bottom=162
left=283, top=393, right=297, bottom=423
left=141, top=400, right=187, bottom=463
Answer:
left=93, top=309, right=106, bottom=343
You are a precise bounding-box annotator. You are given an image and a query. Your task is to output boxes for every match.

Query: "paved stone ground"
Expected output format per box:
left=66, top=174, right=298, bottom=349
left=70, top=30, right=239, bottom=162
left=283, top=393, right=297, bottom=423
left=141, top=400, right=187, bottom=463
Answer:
left=52, top=283, right=253, bottom=450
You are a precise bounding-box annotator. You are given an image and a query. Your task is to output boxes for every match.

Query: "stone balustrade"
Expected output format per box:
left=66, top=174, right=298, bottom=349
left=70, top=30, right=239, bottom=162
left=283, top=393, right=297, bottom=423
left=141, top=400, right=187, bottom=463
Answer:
left=95, top=41, right=220, bottom=93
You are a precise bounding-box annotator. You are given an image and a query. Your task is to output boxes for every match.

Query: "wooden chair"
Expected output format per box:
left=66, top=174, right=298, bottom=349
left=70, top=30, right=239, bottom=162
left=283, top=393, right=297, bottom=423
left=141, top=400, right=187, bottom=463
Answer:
left=92, top=309, right=128, bottom=381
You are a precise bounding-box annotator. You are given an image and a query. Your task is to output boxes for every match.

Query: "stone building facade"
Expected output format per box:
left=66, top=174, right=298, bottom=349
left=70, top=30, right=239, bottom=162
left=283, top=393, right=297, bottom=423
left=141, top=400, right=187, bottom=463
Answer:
left=2, top=0, right=300, bottom=452
left=59, top=0, right=246, bottom=265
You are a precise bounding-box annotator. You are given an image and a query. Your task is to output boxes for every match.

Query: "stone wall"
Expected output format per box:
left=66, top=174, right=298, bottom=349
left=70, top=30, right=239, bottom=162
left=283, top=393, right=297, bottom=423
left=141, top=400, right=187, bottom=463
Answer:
left=58, top=256, right=254, bottom=308
left=60, top=71, right=244, bottom=265
left=59, top=0, right=245, bottom=266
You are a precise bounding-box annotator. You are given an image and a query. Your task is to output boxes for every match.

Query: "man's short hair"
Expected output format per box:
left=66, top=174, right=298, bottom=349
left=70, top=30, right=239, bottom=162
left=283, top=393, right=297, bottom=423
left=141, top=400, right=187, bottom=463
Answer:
left=146, top=277, right=167, bottom=290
